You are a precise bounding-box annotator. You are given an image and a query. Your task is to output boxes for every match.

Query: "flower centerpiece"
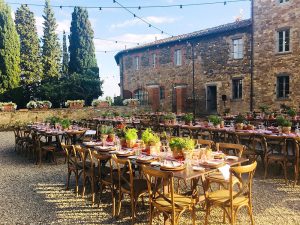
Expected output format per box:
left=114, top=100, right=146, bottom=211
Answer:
left=182, top=113, right=194, bottom=126
left=65, top=100, right=84, bottom=109
left=163, top=113, right=177, bottom=125
left=37, top=100, right=52, bottom=109
left=124, top=128, right=138, bottom=148
left=169, top=137, right=195, bottom=160
left=276, top=115, right=292, bottom=134
left=26, top=100, right=38, bottom=109
left=208, top=115, right=222, bottom=128
left=141, top=128, right=161, bottom=155
left=123, top=98, right=139, bottom=107
left=91, top=99, right=110, bottom=108
left=0, top=102, right=17, bottom=112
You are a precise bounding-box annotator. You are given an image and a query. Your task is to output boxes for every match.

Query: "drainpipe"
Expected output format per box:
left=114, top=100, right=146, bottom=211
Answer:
left=250, top=0, right=254, bottom=112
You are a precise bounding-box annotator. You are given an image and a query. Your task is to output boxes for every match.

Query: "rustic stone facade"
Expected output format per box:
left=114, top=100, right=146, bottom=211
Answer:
left=116, top=20, right=252, bottom=114
left=253, top=0, right=300, bottom=111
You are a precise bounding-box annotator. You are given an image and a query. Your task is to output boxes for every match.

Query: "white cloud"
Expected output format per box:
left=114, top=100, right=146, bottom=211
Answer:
left=110, top=16, right=179, bottom=29
left=11, top=11, right=15, bottom=20
left=94, top=33, right=168, bottom=52
left=35, top=16, right=44, bottom=37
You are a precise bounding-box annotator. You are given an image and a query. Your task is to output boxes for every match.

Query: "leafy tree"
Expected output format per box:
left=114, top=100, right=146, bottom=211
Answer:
left=0, top=0, right=20, bottom=94
left=61, top=30, right=68, bottom=77
left=15, top=4, right=42, bottom=99
left=41, top=0, right=61, bottom=79
left=68, top=6, right=97, bottom=74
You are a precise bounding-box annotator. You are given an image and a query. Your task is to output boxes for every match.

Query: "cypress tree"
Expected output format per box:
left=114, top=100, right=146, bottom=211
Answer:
left=68, top=7, right=97, bottom=73
left=41, top=0, right=61, bottom=79
left=0, top=0, right=20, bottom=93
left=61, top=30, right=68, bottom=77
left=15, top=4, right=42, bottom=93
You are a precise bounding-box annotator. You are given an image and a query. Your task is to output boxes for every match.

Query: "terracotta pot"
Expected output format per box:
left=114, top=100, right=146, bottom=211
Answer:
left=235, top=123, right=244, bottom=130
left=95, top=102, right=109, bottom=108
left=185, top=121, right=193, bottom=126
left=172, top=147, right=184, bottom=160
left=282, top=126, right=291, bottom=134
left=215, top=124, right=221, bottom=129
left=2, top=105, right=15, bottom=112
left=108, top=134, right=116, bottom=142
left=126, top=139, right=136, bottom=148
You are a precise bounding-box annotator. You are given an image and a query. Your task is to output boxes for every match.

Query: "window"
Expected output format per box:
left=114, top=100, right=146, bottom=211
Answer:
left=174, top=49, right=182, bottom=66
left=135, top=56, right=139, bottom=70
left=232, top=79, right=243, bottom=99
left=277, top=76, right=289, bottom=98
left=134, top=89, right=148, bottom=105
left=160, top=86, right=165, bottom=100
left=152, top=53, right=156, bottom=68
left=277, top=29, right=290, bottom=53
left=279, top=0, right=289, bottom=3
left=232, top=38, right=244, bottom=59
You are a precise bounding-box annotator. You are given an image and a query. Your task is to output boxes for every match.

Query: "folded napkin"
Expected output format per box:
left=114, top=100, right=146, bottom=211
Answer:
left=218, top=164, right=230, bottom=181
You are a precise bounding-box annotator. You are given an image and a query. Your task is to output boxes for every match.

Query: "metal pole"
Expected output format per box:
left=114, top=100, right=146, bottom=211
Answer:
left=192, top=43, right=196, bottom=119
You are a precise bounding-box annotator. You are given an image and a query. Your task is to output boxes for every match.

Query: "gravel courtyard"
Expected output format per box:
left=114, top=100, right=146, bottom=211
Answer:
left=0, top=131, right=299, bottom=225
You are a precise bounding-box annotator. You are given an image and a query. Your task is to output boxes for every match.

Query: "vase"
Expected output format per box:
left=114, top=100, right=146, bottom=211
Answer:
left=172, top=147, right=184, bottom=160
left=282, top=126, right=291, bottom=134
left=126, top=139, right=136, bottom=148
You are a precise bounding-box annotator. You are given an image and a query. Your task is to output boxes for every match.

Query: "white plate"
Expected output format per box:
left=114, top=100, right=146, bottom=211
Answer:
left=128, top=155, right=137, bottom=159
left=192, top=166, right=205, bottom=171
left=150, top=161, right=161, bottom=166
left=161, top=161, right=181, bottom=168
left=137, top=156, right=153, bottom=161
left=225, top=156, right=239, bottom=161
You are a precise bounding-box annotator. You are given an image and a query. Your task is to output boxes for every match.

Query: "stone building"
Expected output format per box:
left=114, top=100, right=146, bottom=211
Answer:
left=115, top=0, right=300, bottom=114
left=253, top=0, right=300, bottom=111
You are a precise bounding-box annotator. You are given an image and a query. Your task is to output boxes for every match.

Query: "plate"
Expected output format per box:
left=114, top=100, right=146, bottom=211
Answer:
left=160, top=163, right=186, bottom=171
left=150, top=161, right=161, bottom=166
left=94, top=146, right=113, bottom=152
left=136, top=156, right=156, bottom=164
left=225, top=156, right=239, bottom=161
left=200, top=159, right=225, bottom=168
left=128, top=155, right=137, bottom=159
left=192, top=166, right=205, bottom=171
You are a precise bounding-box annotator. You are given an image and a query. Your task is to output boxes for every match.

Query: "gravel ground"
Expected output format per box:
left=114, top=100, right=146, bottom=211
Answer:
left=0, top=131, right=299, bottom=225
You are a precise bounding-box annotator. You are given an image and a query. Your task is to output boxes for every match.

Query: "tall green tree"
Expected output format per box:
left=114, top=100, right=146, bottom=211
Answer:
left=15, top=4, right=42, bottom=99
left=68, top=6, right=97, bottom=73
left=41, top=0, right=61, bottom=79
left=67, top=6, right=102, bottom=104
left=0, top=0, right=20, bottom=94
left=61, top=30, right=68, bottom=77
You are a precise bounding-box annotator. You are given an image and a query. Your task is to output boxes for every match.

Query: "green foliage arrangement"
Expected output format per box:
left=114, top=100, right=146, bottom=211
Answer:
left=0, top=102, right=17, bottom=110
left=259, top=104, right=269, bottom=113
left=287, top=108, right=297, bottom=117
left=141, top=128, right=160, bottom=145
left=276, top=116, right=292, bottom=127
left=208, top=115, right=222, bottom=126
left=182, top=113, right=193, bottom=123
left=65, top=100, right=84, bottom=107
left=91, top=99, right=110, bottom=107
left=169, top=137, right=195, bottom=151
left=45, top=116, right=60, bottom=124
left=60, top=119, right=71, bottom=129
left=163, top=113, right=176, bottom=120
left=124, top=128, right=138, bottom=141
left=100, top=125, right=114, bottom=135
left=235, top=114, right=246, bottom=124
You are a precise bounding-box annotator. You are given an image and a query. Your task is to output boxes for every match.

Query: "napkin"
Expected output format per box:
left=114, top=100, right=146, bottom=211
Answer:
left=218, top=164, right=230, bottom=181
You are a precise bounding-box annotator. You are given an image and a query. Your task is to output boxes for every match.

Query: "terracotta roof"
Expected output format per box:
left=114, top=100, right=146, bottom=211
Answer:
left=115, top=19, right=252, bottom=64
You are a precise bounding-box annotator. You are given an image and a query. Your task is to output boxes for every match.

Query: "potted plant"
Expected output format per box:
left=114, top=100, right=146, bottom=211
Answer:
left=276, top=116, right=292, bottom=134
left=124, top=128, right=138, bottom=148
left=235, top=114, right=246, bottom=130
left=287, top=108, right=297, bottom=120
left=0, top=102, right=17, bottom=112
left=259, top=104, right=269, bottom=119
left=141, top=128, right=161, bottom=155
left=37, top=100, right=52, bottom=109
left=91, top=99, right=110, bottom=108
left=163, top=113, right=177, bottom=125
left=26, top=100, right=38, bottom=109
left=169, top=137, right=195, bottom=160
left=182, top=113, right=194, bottom=126
left=60, top=119, right=71, bottom=130
left=208, top=115, right=222, bottom=128
left=224, top=108, right=230, bottom=116
left=123, top=98, right=140, bottom=107
left=65, top=100, right=85, bottom=109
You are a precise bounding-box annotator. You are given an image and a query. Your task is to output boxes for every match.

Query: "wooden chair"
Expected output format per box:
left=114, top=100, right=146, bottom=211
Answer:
left=262, top=135, right=288, bottom=183
left=290, top=138, right=300, bottom=186
left=61, top=143, right=83, bottom=195
left=142, top=165, right=197, bottom=225
left=92, top=152, right=116, bottom=216
left=111, top=154, right=148, bottom=224
left=196, top=139, right=215, bottom=149
left=204, top=161, right=257, bottom=225
left=206, top=143, right=245, bottom=189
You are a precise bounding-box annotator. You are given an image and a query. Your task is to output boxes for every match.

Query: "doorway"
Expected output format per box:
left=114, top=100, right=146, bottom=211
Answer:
left=206, top=85, right=217, bottom=113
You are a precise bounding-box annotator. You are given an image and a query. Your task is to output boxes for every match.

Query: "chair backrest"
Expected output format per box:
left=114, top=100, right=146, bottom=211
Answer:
left=229, top=161, right=257, bottom=208
left=216, top=142, right=245, bottom=157
left=142, top=165, right=176, bottom=221
left=111, top=154, right=134, bottom=193
left=262, top=135, right=287, bottom=156
left=61, top=143, right=77, bottom=166
left=196, top=139, right=215, bottom=149
left=74, top=145, right=86, bottom=165
left=92, top=151, right=113, bottom=181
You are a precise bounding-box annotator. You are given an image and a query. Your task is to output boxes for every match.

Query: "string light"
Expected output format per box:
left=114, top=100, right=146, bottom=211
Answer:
left=5, top=0, right=250, bottom=10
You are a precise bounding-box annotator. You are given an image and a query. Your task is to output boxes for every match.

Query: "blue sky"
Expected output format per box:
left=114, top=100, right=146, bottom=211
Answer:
left=8, top=0, right=251, bottom=99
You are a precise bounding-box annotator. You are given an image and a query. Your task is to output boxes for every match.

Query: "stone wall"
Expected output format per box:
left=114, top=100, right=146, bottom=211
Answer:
left=0, top=106, right=149, bottom=130
left=119, top=24, right=251, bottom=115
left=253, top=0, right=300, bottom=111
